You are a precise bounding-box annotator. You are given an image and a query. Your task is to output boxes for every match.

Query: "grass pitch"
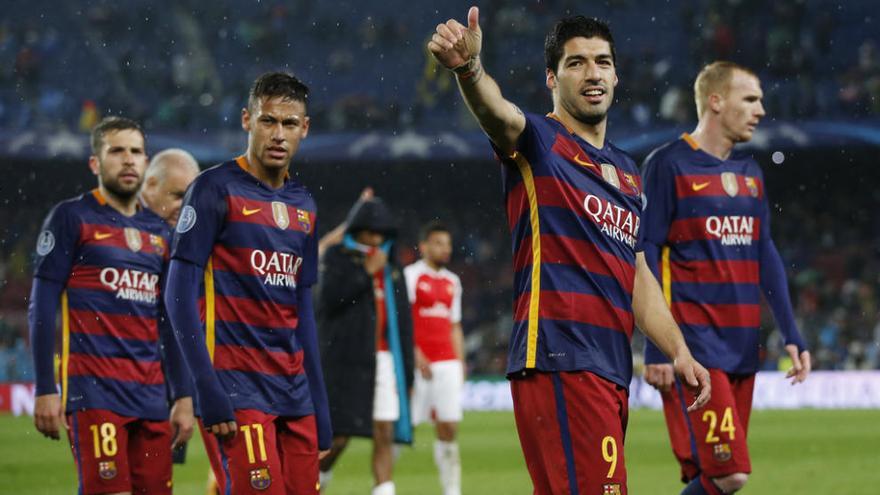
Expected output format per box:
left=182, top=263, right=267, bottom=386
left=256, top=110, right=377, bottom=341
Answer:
left=0, top=409, right=877, bottom=494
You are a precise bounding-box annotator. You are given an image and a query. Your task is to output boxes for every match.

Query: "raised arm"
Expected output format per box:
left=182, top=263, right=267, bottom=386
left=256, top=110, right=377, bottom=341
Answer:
left=632, top=252, right=711, bottom=411
left=427, top=6, right=525, bottom=155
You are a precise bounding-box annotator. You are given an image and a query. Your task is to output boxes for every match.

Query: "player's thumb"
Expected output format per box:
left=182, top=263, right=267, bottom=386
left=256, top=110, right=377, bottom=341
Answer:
left=468, top=6, right=480, bottom=31
left=789, top=347, right=803, bottom=371
left=683, top=365, right=698, bottom=388
left=170, top=425, right=181, bottom=449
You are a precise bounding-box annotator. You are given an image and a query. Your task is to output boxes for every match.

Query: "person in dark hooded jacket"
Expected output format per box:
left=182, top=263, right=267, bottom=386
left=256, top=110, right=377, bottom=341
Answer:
left=317, top=197, right=414, bottom=495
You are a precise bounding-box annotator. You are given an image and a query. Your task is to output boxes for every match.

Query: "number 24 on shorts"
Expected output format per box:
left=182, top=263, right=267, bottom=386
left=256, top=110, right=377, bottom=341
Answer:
left=702, top=407, right=736, bottom=443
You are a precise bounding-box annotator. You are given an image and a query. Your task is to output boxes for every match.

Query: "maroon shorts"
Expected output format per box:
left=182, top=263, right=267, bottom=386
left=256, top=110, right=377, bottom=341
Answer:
left=660, top=369, right=754, bottom=481
left=201, top=421, right=226, bottom=494
left=67, top=408, right=172, bottom=495
left=204, top=409, right=319, bottom=495
left=511, top=370, right=629, bottom=495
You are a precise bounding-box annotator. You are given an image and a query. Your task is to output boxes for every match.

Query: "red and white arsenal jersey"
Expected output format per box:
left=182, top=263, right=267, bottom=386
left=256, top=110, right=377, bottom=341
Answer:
left=404, top=260, right=462, bottom=362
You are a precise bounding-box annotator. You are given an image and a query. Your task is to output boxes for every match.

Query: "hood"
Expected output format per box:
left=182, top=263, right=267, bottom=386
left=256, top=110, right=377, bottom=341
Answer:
left=344, top=197, right=397, bottom=237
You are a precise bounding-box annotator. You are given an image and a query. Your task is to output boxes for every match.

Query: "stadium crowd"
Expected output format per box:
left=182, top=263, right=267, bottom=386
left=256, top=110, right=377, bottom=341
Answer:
left=0, top=0, right=878, bottom=133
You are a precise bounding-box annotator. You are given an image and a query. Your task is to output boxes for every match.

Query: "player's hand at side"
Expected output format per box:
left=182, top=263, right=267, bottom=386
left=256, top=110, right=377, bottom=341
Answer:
left=209, top=420, right=238, bottom=442
left=428, top=6, right=483, bottom=70
left=644, top=363, right=675, bottom=392
left=34, top=393, right=68, bottom=440
left=170, top=397, right=196, bottom=449
left=364, top=249, right=388, bottom=276
left=784, top=345, right=811, bottom=385
left=672, top=354, right=711, bottom=411
left=415, top=347, right=432, bottom=379
left=319, top=449, right=331, bottom=460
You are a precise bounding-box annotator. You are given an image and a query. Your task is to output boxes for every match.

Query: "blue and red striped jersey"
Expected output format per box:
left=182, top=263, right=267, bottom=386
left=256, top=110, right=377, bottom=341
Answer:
left=170, top=157, right=318, bottom=417
left=498, top=112, right=644, bottom=388
left=33, top=189, right=171, bottom=420
left=642, top=134, right=773, bottom=373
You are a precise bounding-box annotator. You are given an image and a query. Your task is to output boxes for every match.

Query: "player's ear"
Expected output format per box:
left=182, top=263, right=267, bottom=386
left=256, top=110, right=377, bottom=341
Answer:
left=88, top=155, right=100, bottom=176
left=708, top=93, right=723, bottom=114
left=301, top=116, right=310, bottom=139
left=545, top=68, right=557, bottom=91
left=241, top=107, right=252, bottom=132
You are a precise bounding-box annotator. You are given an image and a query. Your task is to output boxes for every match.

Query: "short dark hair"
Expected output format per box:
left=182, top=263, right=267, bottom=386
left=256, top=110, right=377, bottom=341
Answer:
left=248, top=72, right=310, bottom=111
left=90, top=116, right=144, bottom=155
left=419, top=220, right=450, bottom=242
left=544, top=16, right=616, bottom=73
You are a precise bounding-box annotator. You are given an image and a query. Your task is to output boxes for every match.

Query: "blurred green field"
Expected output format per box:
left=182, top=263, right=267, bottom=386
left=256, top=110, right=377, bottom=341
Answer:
left=1, top=409, right=877, bottom=494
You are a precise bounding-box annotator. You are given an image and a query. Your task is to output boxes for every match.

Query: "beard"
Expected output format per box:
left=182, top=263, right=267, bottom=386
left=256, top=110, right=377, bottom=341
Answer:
left=575, top=109, right=607, bottom=126
left=562, top=94, right=610, bottom=127
left=101, top=172, right=142, bottom=201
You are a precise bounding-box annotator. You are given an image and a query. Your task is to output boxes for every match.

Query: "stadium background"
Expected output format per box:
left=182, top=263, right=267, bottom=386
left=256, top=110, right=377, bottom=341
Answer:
left=0, top=0, right=878, bottom=493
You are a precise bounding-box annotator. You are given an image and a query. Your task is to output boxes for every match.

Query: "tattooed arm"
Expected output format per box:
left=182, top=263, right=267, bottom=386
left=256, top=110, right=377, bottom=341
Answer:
left=427, top=6, right=526, bottom=155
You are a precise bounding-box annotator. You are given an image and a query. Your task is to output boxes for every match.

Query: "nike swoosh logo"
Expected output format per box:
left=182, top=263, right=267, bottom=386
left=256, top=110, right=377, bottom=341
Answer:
left=692, top=181, right=711, bottom=191
left=94, top=232, right=113, bottom=240
left=242, top=206, right=261, bottom=216
left=572, top=154, right=596, bottom=168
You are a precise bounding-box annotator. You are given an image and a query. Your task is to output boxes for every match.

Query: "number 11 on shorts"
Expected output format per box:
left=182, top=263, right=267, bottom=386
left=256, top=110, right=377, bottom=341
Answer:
left=240, top=424, right=267, bottom=464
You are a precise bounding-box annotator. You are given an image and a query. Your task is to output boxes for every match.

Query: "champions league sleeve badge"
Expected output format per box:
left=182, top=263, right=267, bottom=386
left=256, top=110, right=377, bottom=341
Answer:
left=176, top=205, right=197, bottom=233
left=36, top=230, right=55, bottom=256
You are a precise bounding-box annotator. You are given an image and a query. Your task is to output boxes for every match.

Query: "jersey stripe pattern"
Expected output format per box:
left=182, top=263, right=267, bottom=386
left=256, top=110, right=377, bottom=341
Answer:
left=34, top=190, right=170, bottom=419
left=404, top=260, right=462, bottom=362
left=642, top=134, right=768, bottom=373
left=496, top=113, right=644, bottom=388
left=171, top=157, right=318, bottom=416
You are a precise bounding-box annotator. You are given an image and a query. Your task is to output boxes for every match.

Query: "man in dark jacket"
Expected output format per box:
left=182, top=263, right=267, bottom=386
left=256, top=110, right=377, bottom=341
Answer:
left=317, top=197, right=414, bottom=495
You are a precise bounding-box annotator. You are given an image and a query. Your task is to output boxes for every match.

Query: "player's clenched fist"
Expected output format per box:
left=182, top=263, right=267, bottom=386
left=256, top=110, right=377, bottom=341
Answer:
left=428, top=6, right=483, bottom=71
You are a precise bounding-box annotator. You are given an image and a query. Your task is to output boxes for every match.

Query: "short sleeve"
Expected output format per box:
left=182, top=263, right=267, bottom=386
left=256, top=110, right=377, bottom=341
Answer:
left=170, top=175, right=227, bottom=267
left=33, top=203, right=80, bottom=284
left=403, top=264, right=418, bottom=304
left=640, top=151, right=677, bottom=246
left=451, top=274, right=462, bottom=324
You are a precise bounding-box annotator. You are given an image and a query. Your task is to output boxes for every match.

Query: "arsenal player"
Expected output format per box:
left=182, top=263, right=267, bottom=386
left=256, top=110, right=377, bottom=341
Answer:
left=404, top=221, right=464, bottom=495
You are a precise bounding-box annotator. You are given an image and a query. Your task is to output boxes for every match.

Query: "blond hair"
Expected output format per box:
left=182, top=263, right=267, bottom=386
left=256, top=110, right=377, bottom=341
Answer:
left=694, top=61, right=758, bottom=117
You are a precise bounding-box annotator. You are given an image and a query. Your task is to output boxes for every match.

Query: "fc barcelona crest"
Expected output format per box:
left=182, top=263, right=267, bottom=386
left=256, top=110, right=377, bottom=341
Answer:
left=622, top=172, right=638, bottom=192
left=271, top=201, right=290, bottom=230
left=149, top=234, right=165, bottom=255
left=745, top=176, right=759, bottom=197
left=602, top=483, right=622, bottom=495
left=713, top=443, right=732, bottom=462
left=721, top=172, right=739, bottom=197
left=98, top=460, right=118, bottom=480
left=249, top=467, right=272, bottom=490
left=124, top=228, right=142, bottom=252
left=601, top=163, right=620, bottom=189
left=296, top=209, right=312, bottom=233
